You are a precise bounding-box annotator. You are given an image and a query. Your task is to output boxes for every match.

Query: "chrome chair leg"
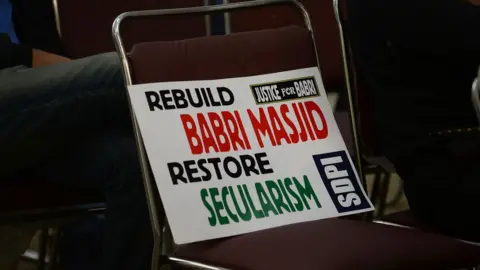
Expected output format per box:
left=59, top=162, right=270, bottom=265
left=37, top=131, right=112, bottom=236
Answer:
left=46, top=226, right=60, bottom=270
left=160, top=255, right=232, bottom=270
left=37, top=228, right=48, bottom=270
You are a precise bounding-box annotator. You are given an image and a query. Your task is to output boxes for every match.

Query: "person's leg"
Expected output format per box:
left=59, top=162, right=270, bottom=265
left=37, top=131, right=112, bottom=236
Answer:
left=31, top=133, right=153, bottom=270
left=0, top=52, right=129, bottom=179
left=394, top=132, right=480, bottom=241
left=0, top=53, right=152, bottom=269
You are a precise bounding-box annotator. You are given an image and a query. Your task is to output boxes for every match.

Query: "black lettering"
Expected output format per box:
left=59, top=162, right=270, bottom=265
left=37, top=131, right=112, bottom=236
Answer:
left=167, top=162, right=187, bottom=185
left=159, top=90, right=175, bottom=110
left=239, top=154, right=259, bottom=176
left=206, top=88, right=221, bottom=106
left=145, top=91, right=162, bottom=111
left=172, top=89, right=188, bottom=109
left=208, top=158, right=223, bottom=179
left=223, top=156, right=242, bottom=178
left=200, top=88, right=211, bottom=107
left=186, top=88, right=203, bottom=108
left=218, top=87, right=234, bottom=106
left=183, top=160, right=201, bottom=183
left=255, top=152, right=274, bottom=174
left=198, top=159, right=212, bottom=181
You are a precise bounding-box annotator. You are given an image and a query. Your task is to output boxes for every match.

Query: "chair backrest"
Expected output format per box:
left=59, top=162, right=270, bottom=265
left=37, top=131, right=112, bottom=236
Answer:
left=129, top=26, right=316, bottom=84
left=226, top=0, right=344, bottom=90
left=54, top=0, right=207, bottom=58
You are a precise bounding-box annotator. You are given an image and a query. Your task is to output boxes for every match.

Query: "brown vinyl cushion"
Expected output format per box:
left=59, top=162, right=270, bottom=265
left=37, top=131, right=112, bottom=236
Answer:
left=57, top=0, right=206, bottom=58
left=228, top=0, right=344, bottom=89
left=129, top=25, right=317, bottom=84
left=176, top=219, right=480, bottom=270
left=0, top=180, right=104, bottom=225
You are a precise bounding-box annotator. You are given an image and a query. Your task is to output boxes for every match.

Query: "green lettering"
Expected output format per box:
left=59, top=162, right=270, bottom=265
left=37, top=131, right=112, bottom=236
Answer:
left=294, top=175, right=321, bottom=210
left=255, top=183, right=278, bottom=217
left=285, top=177, right=303, bottom=211
left=265, top=180, right=290, bottom=214
left=210, top=188, right=230, bottom=225
left=201, top=188, right=217, bottom=226
left=277, top=179, right=296, bottom=212
left=221, top=186, right=239, bottom=223
left=231, top=186, right=252, bottom=222
left=242, top=184, right=265, bottom=219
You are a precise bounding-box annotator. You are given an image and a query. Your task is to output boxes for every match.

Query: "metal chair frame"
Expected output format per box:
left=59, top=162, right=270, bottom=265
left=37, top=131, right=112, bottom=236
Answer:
left=473, top=67, right=480, bottom=124
left=333, top=0, right=406, bottom=218
left=112, top=1, right=345, bottom=269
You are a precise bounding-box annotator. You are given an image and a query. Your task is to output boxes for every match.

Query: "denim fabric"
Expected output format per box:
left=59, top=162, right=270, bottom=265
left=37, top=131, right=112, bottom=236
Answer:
left=0, top=53, right=152, bottom=270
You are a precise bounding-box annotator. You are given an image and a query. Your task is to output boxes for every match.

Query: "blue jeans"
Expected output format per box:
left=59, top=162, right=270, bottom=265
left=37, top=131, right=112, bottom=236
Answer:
left=0, top=53, right=152, bottom=270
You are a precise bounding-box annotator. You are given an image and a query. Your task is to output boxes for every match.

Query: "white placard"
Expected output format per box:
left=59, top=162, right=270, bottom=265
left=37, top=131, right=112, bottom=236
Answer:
left=128, top=67, right=374, bottom=244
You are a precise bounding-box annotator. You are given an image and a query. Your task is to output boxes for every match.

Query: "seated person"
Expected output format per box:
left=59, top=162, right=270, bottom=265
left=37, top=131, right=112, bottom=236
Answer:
left=0, top=0, right=152, bottom=269
left=347, top=0, right=480, bottom=240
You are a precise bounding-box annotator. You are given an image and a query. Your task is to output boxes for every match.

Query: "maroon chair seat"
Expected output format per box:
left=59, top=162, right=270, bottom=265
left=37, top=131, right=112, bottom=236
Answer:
left=177, top=219, right=480, bottom=270
left=0, top=179, right=104, bottom=225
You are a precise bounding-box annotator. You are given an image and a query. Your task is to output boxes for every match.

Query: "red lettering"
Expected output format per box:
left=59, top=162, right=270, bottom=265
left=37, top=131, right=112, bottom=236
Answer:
left=267, top=106, right=291, bottom=145
left=297, top=102, right=315, bottom=140
left=181, top=114, right=203, bottom=154
left=181, top=111, right=251, bottom=154
left=233, top=111, right=251, bottom=150
left=280, top=104, right=299, bottom=144
left=291, top=103, right=308, bottom=142
left=305, top=101, right=328, bottom=139
left=222, top=111, right=249, bottom=151
left=247, top=108, right=276, bottom=148
left=198, top=113, right=219, bottom=154
left=208, top=112, right=230, bottom=152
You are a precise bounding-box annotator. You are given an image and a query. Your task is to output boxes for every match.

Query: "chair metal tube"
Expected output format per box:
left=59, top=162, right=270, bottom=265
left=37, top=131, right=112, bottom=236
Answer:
left=163, top=256, right=232, bottom=270
left=333, top=0, right=367, bottom=190
left=472, top=68, right=480, bottom=125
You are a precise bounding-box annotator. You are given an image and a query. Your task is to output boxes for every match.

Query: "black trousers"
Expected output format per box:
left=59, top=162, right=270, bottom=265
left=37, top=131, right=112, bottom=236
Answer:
left=392, top=132, right=480, bottom=241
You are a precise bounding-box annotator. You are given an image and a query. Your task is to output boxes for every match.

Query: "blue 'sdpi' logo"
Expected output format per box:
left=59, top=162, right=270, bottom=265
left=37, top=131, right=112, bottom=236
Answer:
left=312, top=151, right=371, bottom=214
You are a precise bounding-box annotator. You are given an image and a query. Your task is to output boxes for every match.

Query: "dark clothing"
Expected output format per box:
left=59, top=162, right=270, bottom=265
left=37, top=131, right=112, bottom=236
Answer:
left=0, top=52, right=152, bottom=270
left=347, top=0, right=480, bottom=241
left=348, top=0, right=480, bottom=148
left=0, top=0, right=64, bottom=69
left=0, top=1, right=152, bottom=268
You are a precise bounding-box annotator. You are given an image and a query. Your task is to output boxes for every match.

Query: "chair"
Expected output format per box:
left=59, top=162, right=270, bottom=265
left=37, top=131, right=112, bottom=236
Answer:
left=333, top=0, right=480, bottom=243
left=113, top=0, right=480, bottom=269
left=53, top=0, right=208, bottom=58
left=0, top=180, right=104, bottom=270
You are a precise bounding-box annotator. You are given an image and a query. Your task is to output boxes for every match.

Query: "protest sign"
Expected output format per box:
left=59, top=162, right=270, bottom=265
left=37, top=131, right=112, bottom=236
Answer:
left=128, top=67, right=374, bottom=244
